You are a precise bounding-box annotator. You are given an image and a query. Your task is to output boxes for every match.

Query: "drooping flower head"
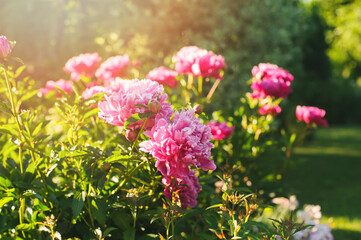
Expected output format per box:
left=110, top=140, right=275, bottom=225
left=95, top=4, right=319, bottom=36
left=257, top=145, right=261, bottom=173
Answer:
left=64, top=53, right=100, bottom=81
left=146, top=66, right=178, bottom=87
left=296, top=106, right=328, bottom=127
left=258, top=104, right=282, bottom=115
left=39, top=79, right=73, bottom=97
left=95, top=55, right=130, bottom=83
left=173, top=46, right=207, bottom=74
left=163, top=171, right=201, bottom=209
left=250, top=63, right=293, bottom=99
left=191, top=52, right=226, bottom=79
left=0, top=36, right=14, bottom=58
left=206, top=121, right=234, bottom=140
left=139, top=109, right=216, bottom=178
left=98, top=79, right=172, bottom=131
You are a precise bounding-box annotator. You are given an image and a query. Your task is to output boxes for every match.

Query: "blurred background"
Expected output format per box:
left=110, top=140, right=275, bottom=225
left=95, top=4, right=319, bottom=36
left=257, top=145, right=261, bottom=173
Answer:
left=1, top=0, right=361, bottom=238
left=1, top=0, right=361, bottom=124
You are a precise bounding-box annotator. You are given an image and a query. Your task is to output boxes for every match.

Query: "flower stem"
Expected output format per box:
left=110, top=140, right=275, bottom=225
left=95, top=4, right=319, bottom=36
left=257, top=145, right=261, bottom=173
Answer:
left=206, top=79, right=221, bottom=102
left=187, top=74, right=194, bottom=90
left=130, top=118, right=148, bottom=154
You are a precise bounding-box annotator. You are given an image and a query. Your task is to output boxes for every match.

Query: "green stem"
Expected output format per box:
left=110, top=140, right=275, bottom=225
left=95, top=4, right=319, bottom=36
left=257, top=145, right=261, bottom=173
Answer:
left=2, top=66, right=52, bottom=208
left=130, top=118, right=148, bottom=155
left=187, top=74, right=194, bottom=90
left=198, top=76, right=203, bottom=96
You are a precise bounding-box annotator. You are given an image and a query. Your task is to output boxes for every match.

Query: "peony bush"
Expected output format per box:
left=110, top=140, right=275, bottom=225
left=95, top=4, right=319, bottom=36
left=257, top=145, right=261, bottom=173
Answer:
left=0, top=36, right=331, bottom=239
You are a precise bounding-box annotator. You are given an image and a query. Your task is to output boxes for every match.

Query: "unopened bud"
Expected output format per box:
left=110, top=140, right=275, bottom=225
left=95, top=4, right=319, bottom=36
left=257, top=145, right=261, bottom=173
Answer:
left=193, top=104, right=203, bottom=114
left=126, top=129, right=138, bottom=142
left=0, top=36, right=14, bottom=58
left=100, top=163, right=111, bottom=172
left=148, top=100, right=161, bottom=113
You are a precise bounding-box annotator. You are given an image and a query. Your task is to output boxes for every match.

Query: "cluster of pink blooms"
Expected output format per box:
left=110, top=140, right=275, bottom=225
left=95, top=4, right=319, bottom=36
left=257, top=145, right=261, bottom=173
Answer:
left=64, top=53, right=100, bottom=81
left=173, top=46, right=226, bottom=79
left=140, top=109, right=215, bottom=208
left=206, top=121, right=234, bottom=140
left=250, top=63, right=293, bottom=99
left=296, top=105, right=328, bottom=127
left=146, top=66, right=178, bottom=87
left=258, top=104, right=282, bottom=115
left=0, top=36, right=13, bottom=58
left=98, top=79, right=172, bottom=131
left=39, top=79, right=73, bottom=97
left=95, top=55, right=130, bottom=83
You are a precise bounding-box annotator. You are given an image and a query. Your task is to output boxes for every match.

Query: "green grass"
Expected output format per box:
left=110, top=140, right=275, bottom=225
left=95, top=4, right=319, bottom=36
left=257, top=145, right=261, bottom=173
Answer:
left=281, top=126, right=361, bottom=239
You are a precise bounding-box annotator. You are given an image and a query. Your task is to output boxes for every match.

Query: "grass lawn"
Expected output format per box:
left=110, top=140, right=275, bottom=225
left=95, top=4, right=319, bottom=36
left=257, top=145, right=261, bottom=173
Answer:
left=281, top=126, right=361, bottom=240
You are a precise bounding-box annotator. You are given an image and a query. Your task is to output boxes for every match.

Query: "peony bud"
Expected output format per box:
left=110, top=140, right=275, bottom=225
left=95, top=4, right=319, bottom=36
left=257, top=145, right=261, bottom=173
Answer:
left=148, top=100, right=161, bottom=113
left=193, top=104, right=203, bottom=114
left=0, top=36, right=14, bottom=59
left=126, top=129, right=138, bottom=142
left=100, top=163, right=111, bottom=172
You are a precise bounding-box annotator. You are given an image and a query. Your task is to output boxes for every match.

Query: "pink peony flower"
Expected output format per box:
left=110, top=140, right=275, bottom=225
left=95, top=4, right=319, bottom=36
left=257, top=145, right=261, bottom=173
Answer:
left=105, top=78, right=130, bottom=92
left=39, top=79, right=73, bottom=97
left=64, top=53, right=100, bottom=81
left=252, top=63, right=294, bottom=82
left=0, top=36, right=14, bottom=58
left=139, top=109, right=215, bottom=178
left=250, top=77, right=292, bottom=99
left=146, top=66, right=178, bottom=87
left=296, top=106, right=328, bottom=127
left=98, top=79, right=172, bottom=130
left=173, top=46, right=207, bottom=74
left=250, top=63, right=293, bottom=99
left=191, top=52, right=226, bottom=79
left=82, top=86, right=112, bottom=100
left=206, top=121, right=234, bottom=140
left=95, top=55, right=130, bottom=83
left=163, top=171, right=201, bottom=209
left=258, top=104, right=282, bottom=115
left=173, top=46, right=226, bottom=79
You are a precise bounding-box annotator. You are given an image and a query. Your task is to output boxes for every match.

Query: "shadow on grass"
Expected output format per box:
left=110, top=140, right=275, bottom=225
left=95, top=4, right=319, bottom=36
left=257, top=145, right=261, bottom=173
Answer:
left=332, top=229, right=361, bottom=240
left=280, top=126, right=361, bottom=231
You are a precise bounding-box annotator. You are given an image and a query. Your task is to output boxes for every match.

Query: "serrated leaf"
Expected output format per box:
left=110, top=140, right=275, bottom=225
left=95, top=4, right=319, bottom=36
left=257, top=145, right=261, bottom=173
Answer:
left=72, top=191, right=85, bottom=219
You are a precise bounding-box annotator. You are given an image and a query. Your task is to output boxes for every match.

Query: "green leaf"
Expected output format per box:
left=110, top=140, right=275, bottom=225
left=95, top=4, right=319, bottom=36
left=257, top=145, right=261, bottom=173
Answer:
left=124, top=112, right=152, bottom=129
left=123, top=228, right=135, bottom=240
left=72, top=191, right=85, bottom=219
left=84, top=107, right=100, bottom=119
left=0, top=102, right=13, bottom=116
left=0, top=197, right=14, bottom=208
left=15, top=65, right=26, bottom=78
left=105, top=154, right=139, bottom=163
left=0, top=176, right=13, bottom=189
left=103, top=227, right=117, bottom=238
left=91, top=199, right=106, bottom=226
left=16, top=223, right=34, bottom=231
